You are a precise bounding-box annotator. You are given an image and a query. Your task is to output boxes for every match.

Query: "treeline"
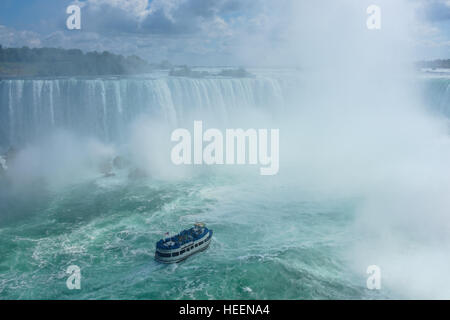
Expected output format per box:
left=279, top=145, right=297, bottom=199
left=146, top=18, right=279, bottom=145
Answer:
left=0, top=45, right=156, bottom=77
left=417, top=59, right=450, bottom=69
left=169, top=66, right=253, bottom=78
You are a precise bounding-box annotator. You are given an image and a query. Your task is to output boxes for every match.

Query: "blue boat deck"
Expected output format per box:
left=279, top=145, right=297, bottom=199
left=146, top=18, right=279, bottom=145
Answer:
left=156, top=227, right=210, bottom=250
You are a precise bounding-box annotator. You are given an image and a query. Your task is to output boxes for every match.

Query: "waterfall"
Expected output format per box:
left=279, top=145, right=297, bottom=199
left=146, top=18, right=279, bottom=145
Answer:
left=440, top=83, right=450, bottom=115
left=0, top=76, right=287, bottom=148
left=421, top=77, right=450, bottom=117
left=2, top=74, right=447, bottom=149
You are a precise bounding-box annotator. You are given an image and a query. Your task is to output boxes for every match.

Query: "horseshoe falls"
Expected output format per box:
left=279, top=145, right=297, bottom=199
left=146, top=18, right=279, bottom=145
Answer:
left=1, top=70, right=450, bottom=300
left=0, top=76, right=287, bottom=147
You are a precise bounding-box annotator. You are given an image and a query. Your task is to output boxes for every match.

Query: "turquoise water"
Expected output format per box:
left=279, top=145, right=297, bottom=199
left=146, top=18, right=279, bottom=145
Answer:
left=0, top=171, right=381, bottom=299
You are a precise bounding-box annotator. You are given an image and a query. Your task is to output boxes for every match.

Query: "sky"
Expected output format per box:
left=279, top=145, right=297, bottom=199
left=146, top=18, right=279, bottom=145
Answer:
left=0, top=0, right=449, bottom=65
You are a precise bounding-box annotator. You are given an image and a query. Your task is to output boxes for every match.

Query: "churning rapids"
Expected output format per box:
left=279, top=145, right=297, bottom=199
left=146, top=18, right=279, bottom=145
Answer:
left=0, top=69, right=450, bottom=299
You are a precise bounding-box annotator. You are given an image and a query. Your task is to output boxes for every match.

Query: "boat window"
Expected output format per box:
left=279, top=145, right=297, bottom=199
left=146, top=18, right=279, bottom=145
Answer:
left=180, top=250, right=185, bottom=254
left=195, top=244, right=198, bottom=247
left=172, top=252, right=179, bottom=256
left=157, top=252, right=171, bottom=258
left=199, top=241, right=203, bottom=245
left=191, top=246, right=194, bottom=250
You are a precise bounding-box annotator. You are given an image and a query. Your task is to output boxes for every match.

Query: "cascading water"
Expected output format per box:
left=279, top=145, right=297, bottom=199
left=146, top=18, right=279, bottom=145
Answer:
left=1, top=73, right=448, bottom=150
left=421, top=77, right=450, bottom=117
left=0, top=75, right=286, bottom=149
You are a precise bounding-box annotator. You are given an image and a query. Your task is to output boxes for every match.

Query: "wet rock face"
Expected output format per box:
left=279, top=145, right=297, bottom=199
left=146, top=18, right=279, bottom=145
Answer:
left=95, top=155, right=133, bottom=178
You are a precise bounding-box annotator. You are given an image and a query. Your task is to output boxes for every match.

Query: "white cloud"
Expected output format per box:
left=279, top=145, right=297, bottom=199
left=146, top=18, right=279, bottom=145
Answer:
left=87, top=0, right=151, bottom=20
left=148, top=0, right=188, bottom=22
left=0, top=25, right=42, bottom=48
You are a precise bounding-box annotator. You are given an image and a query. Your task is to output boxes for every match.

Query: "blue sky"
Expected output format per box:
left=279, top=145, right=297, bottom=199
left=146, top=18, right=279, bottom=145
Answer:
left=0, top=0, right=449, bottom=65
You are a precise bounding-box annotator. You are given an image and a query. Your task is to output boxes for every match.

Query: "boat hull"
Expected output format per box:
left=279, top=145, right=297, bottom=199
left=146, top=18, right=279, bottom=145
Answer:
left=155, top=230, right=212, bottom=263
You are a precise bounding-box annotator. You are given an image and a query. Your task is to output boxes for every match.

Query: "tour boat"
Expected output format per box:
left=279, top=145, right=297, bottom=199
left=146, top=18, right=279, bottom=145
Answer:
left=155, top=223, right=213, bottom=263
